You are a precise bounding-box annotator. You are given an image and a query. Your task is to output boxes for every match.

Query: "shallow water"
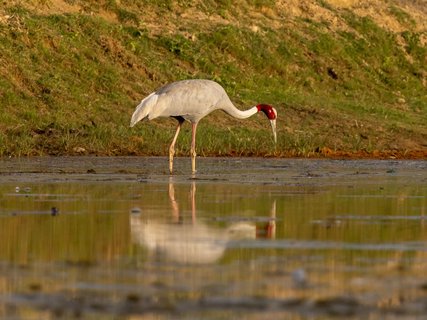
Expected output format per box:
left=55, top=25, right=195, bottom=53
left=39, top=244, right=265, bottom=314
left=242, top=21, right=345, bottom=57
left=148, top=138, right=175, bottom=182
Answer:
left=0, top=157, right=426, bottom=319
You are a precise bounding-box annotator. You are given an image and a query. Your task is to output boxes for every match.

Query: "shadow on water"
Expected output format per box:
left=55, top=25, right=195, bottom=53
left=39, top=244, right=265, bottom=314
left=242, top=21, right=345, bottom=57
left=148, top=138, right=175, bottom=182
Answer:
left=0, top=157, right=426, bottom=319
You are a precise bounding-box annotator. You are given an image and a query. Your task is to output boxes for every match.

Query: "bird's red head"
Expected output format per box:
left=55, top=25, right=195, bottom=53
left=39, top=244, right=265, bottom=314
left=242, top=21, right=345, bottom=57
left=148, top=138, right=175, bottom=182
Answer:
left=257, top=104, right=277, bottom=120
left=256, top=104, right=277, bottom=143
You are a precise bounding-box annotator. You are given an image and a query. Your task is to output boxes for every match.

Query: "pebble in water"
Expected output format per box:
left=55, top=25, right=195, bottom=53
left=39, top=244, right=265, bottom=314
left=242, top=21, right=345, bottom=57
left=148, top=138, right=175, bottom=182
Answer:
left=292, top=268, right=308, bottom=288
left=130, top=207, right=142, bottom=215
left=51, top=207, right=59, bottom=216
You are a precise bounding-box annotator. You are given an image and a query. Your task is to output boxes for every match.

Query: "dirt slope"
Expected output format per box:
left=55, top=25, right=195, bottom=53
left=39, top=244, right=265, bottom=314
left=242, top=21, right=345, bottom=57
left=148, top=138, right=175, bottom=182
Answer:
left=0, top=0, right=426, bottom=158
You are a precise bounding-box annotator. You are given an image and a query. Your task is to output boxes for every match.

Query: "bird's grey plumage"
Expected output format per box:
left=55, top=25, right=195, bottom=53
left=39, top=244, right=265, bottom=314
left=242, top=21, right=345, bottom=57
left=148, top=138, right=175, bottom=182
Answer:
left=130, top=79, right=253, bottom=127
left=130, top=79, right=277, bottom=174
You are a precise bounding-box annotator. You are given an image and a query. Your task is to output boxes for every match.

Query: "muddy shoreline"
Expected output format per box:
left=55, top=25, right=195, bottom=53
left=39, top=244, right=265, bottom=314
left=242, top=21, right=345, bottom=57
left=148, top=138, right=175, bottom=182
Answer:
left=0, top=156, right=425, bottom=183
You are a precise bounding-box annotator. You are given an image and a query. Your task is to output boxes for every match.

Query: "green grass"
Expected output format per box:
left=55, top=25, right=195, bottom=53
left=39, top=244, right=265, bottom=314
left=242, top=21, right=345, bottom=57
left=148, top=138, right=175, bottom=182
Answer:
left=0, top=0, right=426, bottom=157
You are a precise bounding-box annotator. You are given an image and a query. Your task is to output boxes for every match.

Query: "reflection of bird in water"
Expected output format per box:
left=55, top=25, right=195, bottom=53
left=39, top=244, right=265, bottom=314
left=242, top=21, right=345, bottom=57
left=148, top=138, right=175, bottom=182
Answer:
left=256, top=200, right=276, bottom=239
left=130, top=181, right=276, bottom=264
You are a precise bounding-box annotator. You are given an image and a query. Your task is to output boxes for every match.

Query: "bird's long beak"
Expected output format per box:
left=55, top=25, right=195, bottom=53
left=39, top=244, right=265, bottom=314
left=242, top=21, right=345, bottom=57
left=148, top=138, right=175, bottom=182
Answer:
left=270, top=119, right=277, bottom=144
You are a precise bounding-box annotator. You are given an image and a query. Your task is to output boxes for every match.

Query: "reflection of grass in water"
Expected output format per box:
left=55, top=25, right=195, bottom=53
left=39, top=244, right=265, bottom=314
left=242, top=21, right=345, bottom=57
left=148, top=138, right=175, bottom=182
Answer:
left=0, top=176, right=424, bottom=266
left=0, top=184, right=132, bottom=264
left=0, top=172, right=425, bottom=318
left=222, top=183, right=427, bottom=270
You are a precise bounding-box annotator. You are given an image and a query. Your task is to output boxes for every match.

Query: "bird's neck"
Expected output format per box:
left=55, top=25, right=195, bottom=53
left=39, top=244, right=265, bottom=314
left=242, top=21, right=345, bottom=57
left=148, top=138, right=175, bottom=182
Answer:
left=221, top=103, right=258, bottom=119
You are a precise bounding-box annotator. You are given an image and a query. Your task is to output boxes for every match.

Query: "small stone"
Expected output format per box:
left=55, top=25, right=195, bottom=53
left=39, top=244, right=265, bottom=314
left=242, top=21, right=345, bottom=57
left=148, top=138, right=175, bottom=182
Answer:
left=73, top=147, right=86, bottom=154
left=28, top=282, right=42, bottom=291
left=51, top=207, right=59, bottom=216
left=130, top=207, right=142, bottom=215
left=292, top=268, right=308, bottom=288
left=126, top=293, right=141, bottom=303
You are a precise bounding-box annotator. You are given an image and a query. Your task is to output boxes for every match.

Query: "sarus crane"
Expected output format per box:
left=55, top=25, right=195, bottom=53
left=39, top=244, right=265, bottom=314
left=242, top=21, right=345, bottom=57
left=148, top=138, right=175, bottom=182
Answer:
left=130, top=79, right=277, bottom=174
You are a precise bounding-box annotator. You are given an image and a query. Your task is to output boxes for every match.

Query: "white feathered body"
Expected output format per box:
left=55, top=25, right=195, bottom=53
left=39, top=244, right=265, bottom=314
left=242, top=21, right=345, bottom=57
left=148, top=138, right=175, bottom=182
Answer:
left=130, top=79, right=257, bottom=127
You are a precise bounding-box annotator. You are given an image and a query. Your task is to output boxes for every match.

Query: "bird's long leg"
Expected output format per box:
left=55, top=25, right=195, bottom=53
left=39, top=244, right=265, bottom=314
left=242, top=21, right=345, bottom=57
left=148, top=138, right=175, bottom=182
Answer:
left=169, top=119, right=184, bottom=174
left=190, top=122, right=198, bottom=174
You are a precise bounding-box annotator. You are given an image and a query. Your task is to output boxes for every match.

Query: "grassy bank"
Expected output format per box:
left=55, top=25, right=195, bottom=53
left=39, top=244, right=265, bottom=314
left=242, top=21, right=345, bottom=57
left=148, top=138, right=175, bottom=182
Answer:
left=0, top=0, right=426, bottom=158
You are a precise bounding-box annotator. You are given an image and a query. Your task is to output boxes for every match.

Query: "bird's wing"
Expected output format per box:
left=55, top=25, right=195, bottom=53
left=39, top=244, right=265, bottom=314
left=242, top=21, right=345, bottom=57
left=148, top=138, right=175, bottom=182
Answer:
left=130, top=91, right=158, bottom=127
left=130, top=79, right=229, bottom=125
left=151, top=80, right=226, bottom=122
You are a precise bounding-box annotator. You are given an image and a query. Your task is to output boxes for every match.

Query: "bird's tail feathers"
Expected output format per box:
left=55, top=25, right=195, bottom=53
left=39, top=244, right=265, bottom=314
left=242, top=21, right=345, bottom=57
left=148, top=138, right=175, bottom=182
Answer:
left=130, top=92, right=158, bottom=127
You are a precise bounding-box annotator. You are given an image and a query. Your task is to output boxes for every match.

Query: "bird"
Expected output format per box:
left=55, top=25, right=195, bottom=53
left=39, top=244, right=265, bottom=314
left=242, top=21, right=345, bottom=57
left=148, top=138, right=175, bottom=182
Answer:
left=130, top=79, right=277, bottom=174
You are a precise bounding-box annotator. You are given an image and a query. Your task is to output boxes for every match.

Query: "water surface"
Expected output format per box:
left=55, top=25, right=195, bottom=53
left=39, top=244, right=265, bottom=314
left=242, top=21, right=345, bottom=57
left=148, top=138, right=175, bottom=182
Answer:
left=0, top=157, right=426, bottom=319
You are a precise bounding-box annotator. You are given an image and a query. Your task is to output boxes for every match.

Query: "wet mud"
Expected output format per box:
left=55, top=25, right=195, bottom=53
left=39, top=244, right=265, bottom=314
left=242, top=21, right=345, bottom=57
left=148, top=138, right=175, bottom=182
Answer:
left=0, top=156, right=426, bottom=319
